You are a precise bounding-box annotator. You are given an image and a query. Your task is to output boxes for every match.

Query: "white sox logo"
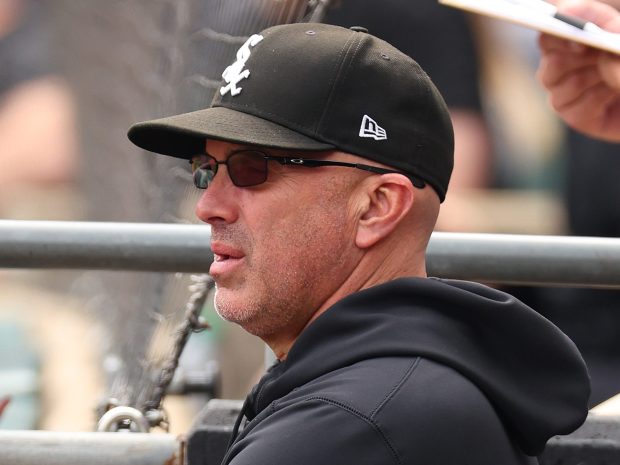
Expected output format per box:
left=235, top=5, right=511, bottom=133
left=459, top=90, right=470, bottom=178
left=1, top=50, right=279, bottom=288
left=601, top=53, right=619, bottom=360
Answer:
left=220, top=34, right=264, bottom=96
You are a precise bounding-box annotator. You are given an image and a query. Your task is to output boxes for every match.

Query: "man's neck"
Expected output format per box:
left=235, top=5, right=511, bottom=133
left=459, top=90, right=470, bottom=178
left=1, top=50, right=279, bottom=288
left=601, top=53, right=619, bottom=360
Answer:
left=267, top=250, right=428, bottom=361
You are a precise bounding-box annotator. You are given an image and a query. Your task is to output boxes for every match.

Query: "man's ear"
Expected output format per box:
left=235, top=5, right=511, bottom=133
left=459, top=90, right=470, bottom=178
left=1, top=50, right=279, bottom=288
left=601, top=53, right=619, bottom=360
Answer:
left=355, top=174, right=415, bottom=249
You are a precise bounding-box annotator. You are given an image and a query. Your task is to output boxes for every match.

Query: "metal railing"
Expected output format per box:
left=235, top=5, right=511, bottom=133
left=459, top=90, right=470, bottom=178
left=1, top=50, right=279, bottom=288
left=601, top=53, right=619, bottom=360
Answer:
left=0, top=431, right=182, bottom=465
left=1, top=220, right=619, bottom=287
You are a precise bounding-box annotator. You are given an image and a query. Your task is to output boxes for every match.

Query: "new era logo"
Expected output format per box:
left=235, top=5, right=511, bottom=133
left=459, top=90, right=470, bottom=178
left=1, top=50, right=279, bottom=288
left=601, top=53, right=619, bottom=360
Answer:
left=359, top=115, right=387, bottom=141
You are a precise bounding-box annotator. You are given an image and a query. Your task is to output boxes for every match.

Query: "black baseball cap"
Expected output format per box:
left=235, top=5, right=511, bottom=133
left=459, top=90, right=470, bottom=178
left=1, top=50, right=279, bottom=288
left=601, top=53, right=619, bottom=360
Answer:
left=128, top=23, right=454, bottom=201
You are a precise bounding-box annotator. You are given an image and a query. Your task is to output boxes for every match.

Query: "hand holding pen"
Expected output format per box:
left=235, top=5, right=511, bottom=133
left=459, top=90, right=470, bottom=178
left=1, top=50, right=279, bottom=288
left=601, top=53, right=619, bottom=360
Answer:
left=537, top=0, right=620, bottom=142
left=508, top=0, right=616, bottom=33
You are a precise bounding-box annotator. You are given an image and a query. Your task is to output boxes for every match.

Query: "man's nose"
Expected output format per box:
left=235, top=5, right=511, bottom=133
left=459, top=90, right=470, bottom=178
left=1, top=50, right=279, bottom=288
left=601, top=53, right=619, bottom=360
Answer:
left=194, top=168, right=239, bottom=225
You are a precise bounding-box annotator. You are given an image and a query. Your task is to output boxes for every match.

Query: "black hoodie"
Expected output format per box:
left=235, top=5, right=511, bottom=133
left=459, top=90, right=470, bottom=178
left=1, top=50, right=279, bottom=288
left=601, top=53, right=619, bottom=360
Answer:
left=222, top=278, right=590, bottom=465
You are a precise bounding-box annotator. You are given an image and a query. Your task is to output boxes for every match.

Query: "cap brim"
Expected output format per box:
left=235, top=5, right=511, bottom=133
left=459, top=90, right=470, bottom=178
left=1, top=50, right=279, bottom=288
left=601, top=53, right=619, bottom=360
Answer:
left=128, top=106, right=335, bottom=158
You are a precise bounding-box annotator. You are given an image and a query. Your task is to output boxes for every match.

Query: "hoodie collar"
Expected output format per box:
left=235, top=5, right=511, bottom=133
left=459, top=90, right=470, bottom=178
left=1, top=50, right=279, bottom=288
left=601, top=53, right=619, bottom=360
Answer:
left=245, top=277, right=590, bottom=455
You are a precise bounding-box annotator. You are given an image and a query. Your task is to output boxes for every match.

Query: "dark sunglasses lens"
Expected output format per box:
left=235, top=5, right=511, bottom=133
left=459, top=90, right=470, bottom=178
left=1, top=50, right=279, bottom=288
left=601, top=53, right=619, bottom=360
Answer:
left=193, top=168, right=213, bottom=189
left=228, top=151, right=268, bottom=187
left=191, top=155, right=216, bottom=189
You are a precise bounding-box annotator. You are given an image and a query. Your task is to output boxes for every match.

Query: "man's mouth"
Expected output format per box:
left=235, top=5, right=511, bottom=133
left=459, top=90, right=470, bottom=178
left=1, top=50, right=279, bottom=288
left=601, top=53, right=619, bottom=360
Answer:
left=210, top=243, right=245, bottom=277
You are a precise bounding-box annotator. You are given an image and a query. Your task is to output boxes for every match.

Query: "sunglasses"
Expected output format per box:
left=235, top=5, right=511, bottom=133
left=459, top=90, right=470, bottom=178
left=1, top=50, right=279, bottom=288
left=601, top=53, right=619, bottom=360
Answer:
left=190, top=149, right=425, bottom=189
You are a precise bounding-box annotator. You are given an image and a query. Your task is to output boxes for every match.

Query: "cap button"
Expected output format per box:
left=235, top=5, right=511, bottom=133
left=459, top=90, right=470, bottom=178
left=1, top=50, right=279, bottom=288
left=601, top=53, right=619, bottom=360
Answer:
left=349, top=26, right=368, bottom=33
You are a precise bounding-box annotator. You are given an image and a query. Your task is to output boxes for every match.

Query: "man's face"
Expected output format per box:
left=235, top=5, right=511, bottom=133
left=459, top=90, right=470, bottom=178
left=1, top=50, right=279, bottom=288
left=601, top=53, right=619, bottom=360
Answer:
left=194, top=140, right=364, bottom=346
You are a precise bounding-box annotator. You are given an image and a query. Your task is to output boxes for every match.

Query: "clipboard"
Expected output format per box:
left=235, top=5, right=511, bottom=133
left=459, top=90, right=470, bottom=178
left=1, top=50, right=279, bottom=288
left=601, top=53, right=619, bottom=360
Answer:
left=439, top=0, right=620, bottom=55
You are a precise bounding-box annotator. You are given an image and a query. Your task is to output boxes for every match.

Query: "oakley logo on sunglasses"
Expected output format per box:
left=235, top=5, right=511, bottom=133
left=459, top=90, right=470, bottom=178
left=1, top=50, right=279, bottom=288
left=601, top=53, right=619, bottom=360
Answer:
left=220, top=34, right=264, bottom=97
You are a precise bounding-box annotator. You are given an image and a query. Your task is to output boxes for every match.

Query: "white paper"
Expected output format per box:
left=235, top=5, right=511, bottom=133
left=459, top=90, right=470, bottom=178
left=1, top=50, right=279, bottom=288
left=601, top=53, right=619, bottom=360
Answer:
left=439, top=0, right=620, bottom=55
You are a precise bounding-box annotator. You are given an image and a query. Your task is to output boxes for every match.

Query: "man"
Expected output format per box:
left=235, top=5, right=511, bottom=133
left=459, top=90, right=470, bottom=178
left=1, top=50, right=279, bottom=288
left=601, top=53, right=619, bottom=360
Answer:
left=537, top=0, right=620, bottom=142
left=129, top=23, right=589, bottom=464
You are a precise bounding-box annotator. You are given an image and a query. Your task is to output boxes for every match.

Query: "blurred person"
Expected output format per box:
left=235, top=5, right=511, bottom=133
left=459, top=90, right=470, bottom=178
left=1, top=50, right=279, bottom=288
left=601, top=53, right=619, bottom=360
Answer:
left=537, top=0, right=620, bottom=142
left=324, top=0, right=493, bottom=231
left=129, top=23, right=589, bottom=463
left=0, top=0, right=85, bottom=432
left=0, top=0, right=76, bottom=197
left=532, top=119, right=620, bottom=406
left=535, top=0, right=620, bottom=406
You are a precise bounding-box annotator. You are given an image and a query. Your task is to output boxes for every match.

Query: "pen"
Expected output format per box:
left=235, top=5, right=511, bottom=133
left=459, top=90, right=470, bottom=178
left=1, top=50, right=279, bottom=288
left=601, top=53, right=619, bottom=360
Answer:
left=507, top=0, right=606, bottom=33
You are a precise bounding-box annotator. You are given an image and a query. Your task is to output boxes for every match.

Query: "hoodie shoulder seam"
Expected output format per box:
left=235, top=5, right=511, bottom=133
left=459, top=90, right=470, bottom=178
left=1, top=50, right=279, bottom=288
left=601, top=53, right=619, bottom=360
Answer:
left=370, top=357, right=421, bottom=419
left=306, top=396, right=403, bottom=465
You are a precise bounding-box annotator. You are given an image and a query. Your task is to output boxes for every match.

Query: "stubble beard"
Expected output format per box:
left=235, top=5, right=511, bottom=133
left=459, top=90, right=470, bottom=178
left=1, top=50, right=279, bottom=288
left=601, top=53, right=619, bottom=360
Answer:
left=212, top=203, right=351, bottom=342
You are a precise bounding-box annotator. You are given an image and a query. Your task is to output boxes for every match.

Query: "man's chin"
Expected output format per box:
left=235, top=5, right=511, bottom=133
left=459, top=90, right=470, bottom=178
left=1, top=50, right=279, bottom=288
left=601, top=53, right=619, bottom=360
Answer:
left=213, top=287, right=250, bottom=324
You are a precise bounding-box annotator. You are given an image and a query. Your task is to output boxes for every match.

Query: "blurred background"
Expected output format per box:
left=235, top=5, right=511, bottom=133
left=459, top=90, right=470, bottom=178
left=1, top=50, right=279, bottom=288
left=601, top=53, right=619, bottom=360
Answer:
left=0, top=0, right=618, bottom=434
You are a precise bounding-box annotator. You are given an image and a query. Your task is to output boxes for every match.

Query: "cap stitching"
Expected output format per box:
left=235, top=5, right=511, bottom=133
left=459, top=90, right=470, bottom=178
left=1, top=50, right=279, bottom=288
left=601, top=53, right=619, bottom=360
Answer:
left=316, top=32, right=363, bottom=134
